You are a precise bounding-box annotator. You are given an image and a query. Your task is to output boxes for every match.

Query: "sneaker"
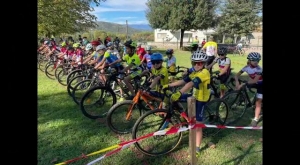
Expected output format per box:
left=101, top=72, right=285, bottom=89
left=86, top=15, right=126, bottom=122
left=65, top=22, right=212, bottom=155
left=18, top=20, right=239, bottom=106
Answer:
left=251, top=119, right=258, bottom=127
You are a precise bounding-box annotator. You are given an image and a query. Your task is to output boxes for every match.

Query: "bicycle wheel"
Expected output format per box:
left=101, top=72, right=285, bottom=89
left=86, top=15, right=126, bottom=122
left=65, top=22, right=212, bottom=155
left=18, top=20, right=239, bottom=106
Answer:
left=44, top=62, right=56, bottom=80
left=71, top=79, right=96, bottom=105
left=202, top=98, right=229, bottom=137
left=57, top=68, right=69, bottom=86
left=80, top=86, right=117, bottom=119
left=67, top=75, right=87, bottom=97
left=132, top=109, right=183, bottom=156
left=106, top=100, right=143, bottom=134
left=222, top=91, right=247, bottom=125
left=54, top=65, right=63, bottom=80
left=66, top=69, right=83, bottom=85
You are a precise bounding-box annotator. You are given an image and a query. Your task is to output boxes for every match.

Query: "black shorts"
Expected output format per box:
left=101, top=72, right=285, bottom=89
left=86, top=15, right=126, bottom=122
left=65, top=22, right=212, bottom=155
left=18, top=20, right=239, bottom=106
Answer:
left=206, top=56, right=215, bottom=66
left=218, top=74, right=230, bottom=84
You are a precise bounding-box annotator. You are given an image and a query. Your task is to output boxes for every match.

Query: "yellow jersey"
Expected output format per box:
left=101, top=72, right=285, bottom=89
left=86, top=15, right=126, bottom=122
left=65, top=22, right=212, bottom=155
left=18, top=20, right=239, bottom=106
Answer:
left=202, top=41, right=217, bottom=56
left=151, top=67, right=169, bottom=92
left=183, top=68, right=211, bottom=102
left=122, top=53, right=141, bottom=69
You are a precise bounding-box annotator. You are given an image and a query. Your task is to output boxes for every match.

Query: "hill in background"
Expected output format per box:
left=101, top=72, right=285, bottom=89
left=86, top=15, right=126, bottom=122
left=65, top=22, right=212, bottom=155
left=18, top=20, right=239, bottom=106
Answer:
left=94, top=21, right=152, bottom=34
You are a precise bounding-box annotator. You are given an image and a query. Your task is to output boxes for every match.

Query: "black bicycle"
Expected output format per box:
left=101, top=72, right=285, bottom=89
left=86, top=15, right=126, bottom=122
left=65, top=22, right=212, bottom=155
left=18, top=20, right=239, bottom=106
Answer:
left=131, top=88, right=229, bottom=156
left=222, top=79, right=262, bottom=125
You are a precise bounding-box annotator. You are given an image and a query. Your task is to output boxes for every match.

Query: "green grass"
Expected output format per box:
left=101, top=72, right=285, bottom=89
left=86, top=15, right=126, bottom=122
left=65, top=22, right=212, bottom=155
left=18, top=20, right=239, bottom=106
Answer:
left=38, top=50, right=262, bottom=165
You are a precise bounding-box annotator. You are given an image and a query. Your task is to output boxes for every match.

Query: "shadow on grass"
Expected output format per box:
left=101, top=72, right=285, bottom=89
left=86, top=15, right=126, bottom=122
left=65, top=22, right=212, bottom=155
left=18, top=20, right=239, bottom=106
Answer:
left=221, top=144, right=262, bottom=165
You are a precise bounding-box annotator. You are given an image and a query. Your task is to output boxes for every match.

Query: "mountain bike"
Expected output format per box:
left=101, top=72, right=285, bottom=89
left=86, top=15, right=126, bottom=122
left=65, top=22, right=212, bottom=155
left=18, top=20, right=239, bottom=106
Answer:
left=131, top=88, right=229, bottom=156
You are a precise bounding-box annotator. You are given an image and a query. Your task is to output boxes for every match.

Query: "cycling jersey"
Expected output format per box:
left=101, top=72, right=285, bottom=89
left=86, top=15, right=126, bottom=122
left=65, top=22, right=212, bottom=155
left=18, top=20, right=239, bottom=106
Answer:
left=214, top=57, right=231, bottom=75
left=183, top=68, right=211, bottom=102
left=150, top=67, right=169, bottom=92
left=202, top=41, right=217, bottom=56
left=75, top=49, right=84, bottom=65
left=240, top=65, right=263, bottom=81
left=122, top=53, right=141, bottom=70
left=144, top=54, right=152, bottom=69
left=104, top=52, right=121, bottom=67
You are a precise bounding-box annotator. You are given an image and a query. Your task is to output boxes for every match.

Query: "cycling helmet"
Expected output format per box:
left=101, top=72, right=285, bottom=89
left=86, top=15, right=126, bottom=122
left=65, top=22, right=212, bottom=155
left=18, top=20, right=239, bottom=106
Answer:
left=60, top=42, right=66, bottom=47
left=96, top=45, right=106, bottom=51
left=166, top=49, right=174, bottom=55
left=107, top=42, right=113, bottom=47
left=124, top=40, right=137, bottom=49
left=91, top=40, right=100, bottom=46
left=146, top=45, right=152, bottom=51
left=73, top=43, right=80, bottom=48
left=150, top=53, right=163, bottom=61
left=218, top=47, right=228, bottom=55
left=247, top=52, right=261, bottom=61
left=83, top=40, right=89, bottom=46
left=190, top=43, right=198, bottom=51
left=191, top=50, right=208, bottom=62
left=85, top=43, right=93, bottom=51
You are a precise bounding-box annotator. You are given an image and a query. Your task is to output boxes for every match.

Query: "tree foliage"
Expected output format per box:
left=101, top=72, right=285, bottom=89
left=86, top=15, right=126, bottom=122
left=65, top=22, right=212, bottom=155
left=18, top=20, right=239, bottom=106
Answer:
left=38, top=0, right=106, bottom=37
left=146, top=0, right=218, bottom=48
left=216, top=0, right=262, bottom=37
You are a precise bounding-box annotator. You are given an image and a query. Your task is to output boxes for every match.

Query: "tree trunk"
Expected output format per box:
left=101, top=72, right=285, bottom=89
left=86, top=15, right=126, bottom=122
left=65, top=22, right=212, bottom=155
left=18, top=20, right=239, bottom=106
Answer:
left=180, top=29, right=185, bottom=50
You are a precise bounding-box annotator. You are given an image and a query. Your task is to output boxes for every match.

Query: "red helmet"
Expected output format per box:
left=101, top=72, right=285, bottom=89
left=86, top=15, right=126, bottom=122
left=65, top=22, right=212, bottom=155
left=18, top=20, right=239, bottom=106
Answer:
left=91, top=40, right=100, bottom=46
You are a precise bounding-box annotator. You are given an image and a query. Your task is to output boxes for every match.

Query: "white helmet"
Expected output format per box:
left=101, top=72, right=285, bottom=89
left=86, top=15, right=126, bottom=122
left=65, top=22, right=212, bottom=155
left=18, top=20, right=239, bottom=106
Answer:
left=191, top=50, right=208, bottom=62
left=96, top=45, right=106, bottom=51
left=107, top=42, right=113, bottom=47
left=85, top=43, right=93, bottom=51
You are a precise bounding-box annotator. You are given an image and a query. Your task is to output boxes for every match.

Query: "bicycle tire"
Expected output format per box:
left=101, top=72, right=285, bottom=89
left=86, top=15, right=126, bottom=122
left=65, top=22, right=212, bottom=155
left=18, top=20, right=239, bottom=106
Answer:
left=44, top=62, right=56, bottom=80
left=67, top=75, right=86, bottom=97
left=202, top=98, right=229, bottom=137
left=71, top=79, right=95, bottom=105
left=106, top=100, right=143, bottom=134
left=54, top=65, right=63, bottom=80
left=80, top=86, right=117, bottom=119
left=57, top=68, right=69, bottom=86
left=66, top=69, right=83, bottom=85
left=132, top=109, right=183, bottom=156
left=222, top=90, right=247, bottom=125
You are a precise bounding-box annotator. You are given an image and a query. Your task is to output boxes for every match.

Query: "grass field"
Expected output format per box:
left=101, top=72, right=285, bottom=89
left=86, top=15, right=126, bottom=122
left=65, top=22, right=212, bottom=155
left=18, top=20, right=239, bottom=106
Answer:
left=38, top=50, right=263, bottom=165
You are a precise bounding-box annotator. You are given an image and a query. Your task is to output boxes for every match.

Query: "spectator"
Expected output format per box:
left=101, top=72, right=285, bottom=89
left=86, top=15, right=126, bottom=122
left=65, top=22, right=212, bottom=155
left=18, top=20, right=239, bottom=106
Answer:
left=192, top=36, right=200, bottom=47
left=201, top=38, right=206, bottom=48
left=136, top=43, right=146, bottom=61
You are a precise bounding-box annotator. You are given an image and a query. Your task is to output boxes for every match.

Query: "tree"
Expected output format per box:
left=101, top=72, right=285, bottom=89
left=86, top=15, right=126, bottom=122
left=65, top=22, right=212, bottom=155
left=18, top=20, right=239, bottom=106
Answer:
left=146, top=0, right=218, bottom=48
left=38, top=0, right=106, bottom=37
left=216, top=0, right=262, bottom=42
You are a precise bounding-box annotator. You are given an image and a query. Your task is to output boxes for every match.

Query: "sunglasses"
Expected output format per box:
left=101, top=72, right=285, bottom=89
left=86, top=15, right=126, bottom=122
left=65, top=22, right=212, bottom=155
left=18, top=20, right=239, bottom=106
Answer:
left=250, top=59, right=260, bottom=62
left=151, top=60, right=161, bottom=64
left=192, top=61, right=204, bottom=66
left=219, top=54, right=225, bottom=56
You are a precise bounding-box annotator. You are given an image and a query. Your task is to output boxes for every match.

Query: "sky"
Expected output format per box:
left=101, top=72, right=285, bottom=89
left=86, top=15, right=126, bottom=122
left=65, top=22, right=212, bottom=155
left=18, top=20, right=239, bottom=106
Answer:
left=90, top=0, right=149, bottom=25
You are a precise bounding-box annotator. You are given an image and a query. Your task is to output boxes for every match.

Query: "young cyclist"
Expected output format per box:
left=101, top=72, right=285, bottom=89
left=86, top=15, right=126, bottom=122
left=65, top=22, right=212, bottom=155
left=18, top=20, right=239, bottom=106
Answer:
left=71, top=43, right=84, bottom=68
left=142, top=53, right=169, bottom=107
left=206, top=47, right=231, bottom=98
left=141, top=45, right=153, bottom=70
left=115, top=40, right=142, bottom=100
left=163, top=48, right=176, bottom=82
left=235, top=52, right=262, bottom=127
left=163, top=50, right=210, bottom=155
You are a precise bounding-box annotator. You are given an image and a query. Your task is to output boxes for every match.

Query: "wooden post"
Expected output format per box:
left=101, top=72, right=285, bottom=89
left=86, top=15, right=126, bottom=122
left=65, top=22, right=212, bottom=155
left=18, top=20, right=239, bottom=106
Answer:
left=188, top=96, right=197, bottom=165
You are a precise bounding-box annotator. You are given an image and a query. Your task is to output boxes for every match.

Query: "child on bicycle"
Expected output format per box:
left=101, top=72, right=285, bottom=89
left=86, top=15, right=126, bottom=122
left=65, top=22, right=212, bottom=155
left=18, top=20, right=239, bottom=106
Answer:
left=114, top=40, right=142, bottom=100
left=163, top=50, right=210, bottom=155
left=235, top=52, right=262, bottom=127
left=142, top=53, right=169, bottom=107
left=163, top=49, right=176, bottom=82
left=206, top=47, right=231, bottom=98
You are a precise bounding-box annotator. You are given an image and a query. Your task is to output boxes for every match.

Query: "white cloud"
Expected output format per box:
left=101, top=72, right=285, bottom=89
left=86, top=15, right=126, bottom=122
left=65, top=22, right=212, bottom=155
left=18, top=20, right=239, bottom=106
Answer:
left=91, top=0, right=148, bottom=13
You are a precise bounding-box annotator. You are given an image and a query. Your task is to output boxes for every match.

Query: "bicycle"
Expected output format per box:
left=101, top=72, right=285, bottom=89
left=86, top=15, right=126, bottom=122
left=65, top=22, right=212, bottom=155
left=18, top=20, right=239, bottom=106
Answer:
left=222, top=79, right=263, bottom=125
left=106, top=76, right=165, bottom=134
left=131, top=88, right=229, bottom=156
left=79, top=69, right=146, bottom=119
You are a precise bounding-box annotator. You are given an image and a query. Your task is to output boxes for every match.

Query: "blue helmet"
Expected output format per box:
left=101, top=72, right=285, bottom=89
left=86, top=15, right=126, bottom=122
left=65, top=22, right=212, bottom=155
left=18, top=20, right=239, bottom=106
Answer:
left=150, top=53, right=163, bottom=61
